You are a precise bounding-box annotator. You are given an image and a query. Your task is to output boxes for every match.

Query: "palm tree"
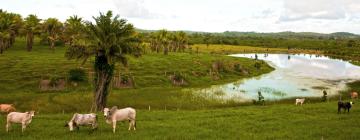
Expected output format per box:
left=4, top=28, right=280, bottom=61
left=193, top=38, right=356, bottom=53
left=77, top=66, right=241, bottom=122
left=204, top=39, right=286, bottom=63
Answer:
left=176, top=31, right=188, bottom=52
left=153, top=29, right=170, bottom=55
left=23, top=14, right=41, bottom=51
left=43, top=18, right=63, bottom=50
left=65, top=11, right=140, bottom=111
left=7, top=13, right=22, bottom=49
left=169, top=32, right=178, bottom=52
left=63, top=15, right=84, bottom=46
left=0, top=10, right=20, bottom=54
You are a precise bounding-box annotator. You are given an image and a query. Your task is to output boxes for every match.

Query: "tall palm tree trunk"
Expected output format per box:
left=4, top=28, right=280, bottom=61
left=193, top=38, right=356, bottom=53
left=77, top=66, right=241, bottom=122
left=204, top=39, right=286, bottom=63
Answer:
left=50, top=40, right=55, bottom=51
left=164, top=45, right=169, bottom=55
left=26, top=32, right=34, bottom=52
left=93, top=52, right=114, bottom=111
left=0, top=39, right=3, bottom=54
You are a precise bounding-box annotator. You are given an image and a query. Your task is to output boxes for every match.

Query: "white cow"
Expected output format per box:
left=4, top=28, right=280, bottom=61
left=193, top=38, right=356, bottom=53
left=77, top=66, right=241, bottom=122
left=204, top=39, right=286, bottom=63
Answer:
left=295, top=98, right=305, bottom=105
left=6, top=111, right=35, bottom=132
left=103, top=106, right=136, bottom=133
left=65, top=113, right=98, bottom=132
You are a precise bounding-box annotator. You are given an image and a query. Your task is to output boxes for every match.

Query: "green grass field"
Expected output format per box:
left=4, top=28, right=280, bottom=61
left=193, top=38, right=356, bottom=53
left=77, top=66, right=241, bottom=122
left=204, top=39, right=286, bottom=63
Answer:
left=0, top=101, right=359, bottom=140
left=1, top=39, right=360, bottom=139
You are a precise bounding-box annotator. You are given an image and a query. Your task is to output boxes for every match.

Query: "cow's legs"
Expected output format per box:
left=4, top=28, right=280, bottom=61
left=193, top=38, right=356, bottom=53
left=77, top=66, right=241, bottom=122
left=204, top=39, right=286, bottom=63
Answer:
left=92, top=122, right=98, bottom=130
left=132, top=120, right=136, bottom=131
left=22, top=123, right=26, bottom=133
left=128, top=120, right=132, bottom=131
left=6, top=122, right=10, bottom=132
left=112, top=121, right=116, bottom=133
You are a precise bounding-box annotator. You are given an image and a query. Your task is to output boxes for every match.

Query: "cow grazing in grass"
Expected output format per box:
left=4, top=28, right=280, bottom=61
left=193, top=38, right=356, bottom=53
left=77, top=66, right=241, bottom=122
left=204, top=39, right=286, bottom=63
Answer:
left=65, top=113, right=98, bottom=132
left=103, top=106, right=136, bottom=133
left=338, top=101, right=354, bottom=113
left=6, top=111, right=35, bottom=132
left=351, top=92, right=358, bottom=99
left=0, top=104, right=16, bottom=113
left=295, top=98, right=305, bottom=105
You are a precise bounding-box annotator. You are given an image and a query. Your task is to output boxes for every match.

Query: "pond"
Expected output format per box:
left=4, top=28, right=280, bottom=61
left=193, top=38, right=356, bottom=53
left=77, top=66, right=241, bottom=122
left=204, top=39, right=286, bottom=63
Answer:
left=191, top=54, right=360, bottom=102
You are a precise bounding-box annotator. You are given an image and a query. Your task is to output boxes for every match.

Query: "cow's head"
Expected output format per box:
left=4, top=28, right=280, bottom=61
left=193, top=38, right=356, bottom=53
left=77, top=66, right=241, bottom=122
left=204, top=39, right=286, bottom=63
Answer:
left=103, top=106, right=118, bottom=118
left=350, top=102, right=354, bottom=105
left=28, top=111, right=35, bottom=117
left=103, top=108, right=110, bottom=117
left=65, top=121, right=75, bottom=131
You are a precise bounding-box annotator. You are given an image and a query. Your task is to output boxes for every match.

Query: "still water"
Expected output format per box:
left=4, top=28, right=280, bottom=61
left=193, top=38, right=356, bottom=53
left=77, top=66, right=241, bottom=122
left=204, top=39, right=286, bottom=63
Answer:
left=193, top=54, right=360, bottom=102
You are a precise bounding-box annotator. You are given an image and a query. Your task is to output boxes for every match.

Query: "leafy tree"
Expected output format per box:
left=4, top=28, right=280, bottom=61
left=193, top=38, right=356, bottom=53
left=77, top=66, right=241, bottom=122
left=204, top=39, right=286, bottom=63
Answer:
left=347, top=40, right=356, bottom=48
left=23, top=14, right=41, bottom=51
left=65, top=11, right=141, bottom=111
left=43, top=18, right=63, bottom=50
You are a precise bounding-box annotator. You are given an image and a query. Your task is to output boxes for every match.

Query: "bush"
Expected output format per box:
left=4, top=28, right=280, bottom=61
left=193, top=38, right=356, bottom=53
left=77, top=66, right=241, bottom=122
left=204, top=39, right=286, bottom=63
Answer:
left=234, top=63, right=243, bottom=72
left=68, top=68, right=87, bottom=82
left=254, top=62, right=261, bottom=70
left=173, top=72, right=184, bottom=81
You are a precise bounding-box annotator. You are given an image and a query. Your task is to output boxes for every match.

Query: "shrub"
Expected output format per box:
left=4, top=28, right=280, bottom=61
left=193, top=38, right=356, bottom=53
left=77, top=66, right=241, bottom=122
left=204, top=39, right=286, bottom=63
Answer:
left=173, top=72, right=184, bottom=82
left=254, top=62, right=261, bottom=70
left=234, top=63, right=243, bottom=72
left=68, top=68, right=87, bottom=82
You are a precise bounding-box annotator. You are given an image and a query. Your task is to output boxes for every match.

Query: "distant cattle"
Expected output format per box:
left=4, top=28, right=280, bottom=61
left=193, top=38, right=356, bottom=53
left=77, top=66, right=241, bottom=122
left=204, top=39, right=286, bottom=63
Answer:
left=338, top=101, right=354, bottom=113
left=6, top=111, right=35, bottom=132
left=350, top=92, right=358, bottom=99
left=0, top=104, right=16, bottom=113
left=65, top=113, right=98, bottom=132
left=295, top=98, right=305, bottom=105
left=103, top=106, right=136, bottom=133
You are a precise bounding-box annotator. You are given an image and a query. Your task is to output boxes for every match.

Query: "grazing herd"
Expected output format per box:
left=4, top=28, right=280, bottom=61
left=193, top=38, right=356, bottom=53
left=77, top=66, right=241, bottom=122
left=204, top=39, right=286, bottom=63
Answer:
left=0, top=92, right=357, bottom=133
left=1, top=104, right=136, bottom=133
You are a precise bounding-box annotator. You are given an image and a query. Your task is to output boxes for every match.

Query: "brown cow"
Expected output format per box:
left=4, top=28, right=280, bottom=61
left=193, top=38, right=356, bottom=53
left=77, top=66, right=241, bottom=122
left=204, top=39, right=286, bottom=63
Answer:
left=351, top=92, right=358, bottom=99
left=0, top=104, right=16, bottom=113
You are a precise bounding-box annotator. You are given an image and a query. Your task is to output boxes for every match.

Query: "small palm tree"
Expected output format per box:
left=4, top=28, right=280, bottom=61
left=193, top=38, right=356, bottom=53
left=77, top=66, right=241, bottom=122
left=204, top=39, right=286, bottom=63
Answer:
left=43, top=18, right=63, bottom=50
left=0, top=10, right=21, bottom=54
left=176, top=31, right=188, bottom=52
left=154, top=29, right=170, bottom=55
left=65, top=11, right=141, bottom=111
left=23, top=14, right=41, bottom=51
left=63, top=15, right=84, bottom=46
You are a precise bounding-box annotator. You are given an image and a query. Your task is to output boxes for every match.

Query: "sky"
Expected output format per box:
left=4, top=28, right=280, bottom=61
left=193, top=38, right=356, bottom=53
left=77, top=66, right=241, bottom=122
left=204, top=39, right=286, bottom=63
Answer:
left=2, top=0, right=360, bottom=34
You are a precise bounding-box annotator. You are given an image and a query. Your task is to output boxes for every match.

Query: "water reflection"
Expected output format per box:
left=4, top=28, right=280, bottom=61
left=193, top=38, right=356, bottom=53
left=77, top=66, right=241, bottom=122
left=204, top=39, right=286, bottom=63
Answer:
left=192, top=54, right=360, bottom=102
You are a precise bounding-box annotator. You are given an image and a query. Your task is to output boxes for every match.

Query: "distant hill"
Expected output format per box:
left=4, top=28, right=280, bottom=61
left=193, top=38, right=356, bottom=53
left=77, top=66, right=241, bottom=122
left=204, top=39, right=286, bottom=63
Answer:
left=137, top=28, right=360, bottom=39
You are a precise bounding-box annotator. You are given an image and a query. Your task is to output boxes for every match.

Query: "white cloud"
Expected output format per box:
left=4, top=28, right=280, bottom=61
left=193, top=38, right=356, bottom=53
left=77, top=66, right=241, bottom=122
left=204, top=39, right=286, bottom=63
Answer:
left=113, top=0, right=158, bottom=19
left=279, top=0, right=360, bottom=22
left=1, top=0, right=360, bottom=33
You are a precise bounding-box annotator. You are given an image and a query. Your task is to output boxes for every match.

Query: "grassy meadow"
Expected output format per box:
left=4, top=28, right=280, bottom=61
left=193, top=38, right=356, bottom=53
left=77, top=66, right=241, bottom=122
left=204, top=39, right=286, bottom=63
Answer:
left=0, top=39, right=360, bottom=140
left=0, top=101, right=359, bottom=140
